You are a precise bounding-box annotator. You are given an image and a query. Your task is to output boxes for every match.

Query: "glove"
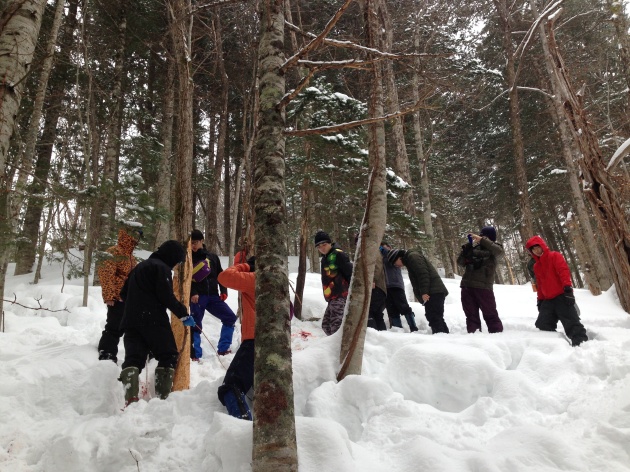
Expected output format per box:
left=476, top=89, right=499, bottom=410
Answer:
left=246, top=256, right=255, bottom=272
left=220, top=293, right=228, bottom=301
left=563, top=286, right=575, bottom=306
left=467, top=234, right=473, bottom=245
left=181, top=315, right=196, bottom=327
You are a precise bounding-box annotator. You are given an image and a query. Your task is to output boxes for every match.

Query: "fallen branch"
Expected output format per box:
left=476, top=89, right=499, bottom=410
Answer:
left=3, top=294, right=69, bottom=313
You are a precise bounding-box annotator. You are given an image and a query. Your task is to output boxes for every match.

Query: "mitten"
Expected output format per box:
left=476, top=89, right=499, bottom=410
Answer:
left=181, top=315, right=196, bottom=327
left=246, top=256, right=256, bottom=272
left=220, top=293, right=228, bottom=301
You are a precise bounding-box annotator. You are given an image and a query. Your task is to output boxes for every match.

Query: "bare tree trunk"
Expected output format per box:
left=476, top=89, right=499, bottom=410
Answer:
left=381, top=2, right=415, bottom=220
left=33, top=202, right=55, bottom=284
left=530, top=0, right=611, bottom=294
left=252, top=1, right=297, bottom=470
left=605, top=0, right=630, bottom=133
left=14, top=0, right=79, bottom=275
left=12, top=0, right=65, bottom=217
left=338, top=0, right=388, bottom=380
left=492, top=0, right=534, bottom=238
left=0, top=0, right=48, bottom=316
left=294, top=146, right=311, bottom=321
left=154, top=53, right=176, bottom=248
left=206, top=13, right=229, bottom=253
left=545, top=15, right=630, bottom=313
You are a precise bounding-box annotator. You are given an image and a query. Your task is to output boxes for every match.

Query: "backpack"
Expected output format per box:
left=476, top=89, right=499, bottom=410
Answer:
left=192, top=258, right=211, bottom=282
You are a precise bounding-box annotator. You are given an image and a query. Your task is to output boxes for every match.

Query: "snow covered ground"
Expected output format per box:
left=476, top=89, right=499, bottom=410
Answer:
left=1, top=252, right=629, bottom=472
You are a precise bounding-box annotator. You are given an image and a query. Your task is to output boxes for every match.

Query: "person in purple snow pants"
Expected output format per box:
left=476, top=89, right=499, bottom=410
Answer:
left=457, top=226, right=504, bottom=333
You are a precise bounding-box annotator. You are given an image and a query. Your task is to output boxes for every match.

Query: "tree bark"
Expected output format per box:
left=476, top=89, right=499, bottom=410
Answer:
left=172, top=239, right=192, bottom=391
left=0, top=0, right=48, bottom=316
left=252, top=1, right=298, bottom=470
left=338, top=0, right=388, bottom=380
left=492, top=0, right=534, bottom=239
left=545, top=15, right=630, bottom=313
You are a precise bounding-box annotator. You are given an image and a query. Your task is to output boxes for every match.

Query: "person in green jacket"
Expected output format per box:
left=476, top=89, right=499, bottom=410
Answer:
left=387, top=248, right=449, bottom=334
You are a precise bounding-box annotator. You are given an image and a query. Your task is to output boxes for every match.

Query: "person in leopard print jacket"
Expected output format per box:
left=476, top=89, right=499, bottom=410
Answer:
left=97, top=227, right=141, bottom=362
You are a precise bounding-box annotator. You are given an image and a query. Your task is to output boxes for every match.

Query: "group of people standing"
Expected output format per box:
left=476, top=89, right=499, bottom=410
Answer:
left=314, top=226, right=588, bottom=347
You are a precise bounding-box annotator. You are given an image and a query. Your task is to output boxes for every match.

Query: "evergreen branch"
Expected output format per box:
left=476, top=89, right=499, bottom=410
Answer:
left=3, top=294, right=69, bottom=313
left=281, top=0, right=355, bottom=73
left=285, top=98, right=434, bottom=137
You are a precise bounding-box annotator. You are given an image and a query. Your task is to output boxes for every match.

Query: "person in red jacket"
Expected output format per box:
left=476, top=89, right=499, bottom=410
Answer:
left=525, top=236, right=588, bottom=346
left=216, top=257, right=256, bottom=420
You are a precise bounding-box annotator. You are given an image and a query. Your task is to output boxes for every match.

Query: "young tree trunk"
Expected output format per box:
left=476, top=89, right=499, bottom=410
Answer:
left=206, top=13, right=230, bottom=253
left=294, top=148, right=312, bottom=320
left=0, top=0, right=48, bottom=316
left=338, top=0, right=388, bottom=380
left=14, top=0, right=79, bottom=275
left=252, top=1, right=297, bottom=470
left=154, top=53, right=176, bottom=248
left=172, top=239, right=192, bottom=391
left=545, top=16, right=630, bottom=313
left=605, top=0, right=630, bottom=133
left=492, top=0, right=534, bottom=238
left=11, top=0, right=65, bottom=217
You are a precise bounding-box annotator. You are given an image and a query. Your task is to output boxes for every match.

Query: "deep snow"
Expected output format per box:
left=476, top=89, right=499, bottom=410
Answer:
left=1, top=251, right=629, bottom=472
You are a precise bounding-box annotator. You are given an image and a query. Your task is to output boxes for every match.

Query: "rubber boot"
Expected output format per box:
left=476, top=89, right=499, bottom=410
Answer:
left=217, top=324, right=235, bottom=354
left=223, top=386, right=252, bottom=420
left=119, top=367, right=139, bottom=405
left=155, top=367, right=175, bottom=400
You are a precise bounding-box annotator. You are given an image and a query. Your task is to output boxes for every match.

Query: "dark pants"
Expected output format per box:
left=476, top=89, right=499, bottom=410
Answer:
left=218, top=339, right=255, bottom=404
left=97, top=301, right=125, bottom=360
left=190, top=294, right=237, bottom=356
left=386, top=287, right=418, bottom=331
left=367, top=288, right=387, bottom=331
left=536, top=295, right=587, bottom=345
left=424, top=293, right=449, bottom=334
left=461, top=287, right=503, bottom=333
left=121, top=325, right=179, bottom=371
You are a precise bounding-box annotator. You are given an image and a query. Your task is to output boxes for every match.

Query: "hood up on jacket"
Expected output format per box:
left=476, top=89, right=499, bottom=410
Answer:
left=150, top=240, right=186, bottom=268
left=525, top=235, right=550, bottom=259
left=117, top=229, right=139, bottom=256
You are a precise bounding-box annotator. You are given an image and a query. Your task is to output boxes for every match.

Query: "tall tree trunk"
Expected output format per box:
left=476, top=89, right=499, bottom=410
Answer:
left=168, top=0, right=194, bottom=388
left=206, top=13, right=229, bottom=253
left=154, top=53, right=176, bottom=248
left=14, top=0, right=79, bottom=275
left=252, top=1, right=297, bottom=470
left=0, top=0, right=48, bottom=316
left=530, top=0, right=611, bottom=294
left=381, top=2, right=415, bottom=221
left=338, top=0, right=388, bottom=380
left=492, top=0, right=534, bottom=239
left=294, top=146, right=311, bottom=321
left=12, top=0, right=65, bottom=217
left=545, top=15, right=630, bottom=313
left=605, top=0, right=630, bottom=134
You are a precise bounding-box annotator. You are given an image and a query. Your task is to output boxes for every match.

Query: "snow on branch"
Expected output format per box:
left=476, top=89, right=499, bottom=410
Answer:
left=285, top=97, right=434, bottom=137
left=607, top=137, right=630, bottom=171
left=281, top=0, right=356, bottom=73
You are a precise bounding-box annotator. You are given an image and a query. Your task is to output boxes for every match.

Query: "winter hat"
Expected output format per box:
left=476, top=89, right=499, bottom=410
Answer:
left=314, top=230, right=331, bottom=246
left=387, top=248, right=406, bottom=265
left=246, top=256, right=256, bottom=272
left=190, top=229, right=204, bottom=241
left=153, top=240, right=186, bottom=268
left=480, top=226, right=497, bottom=242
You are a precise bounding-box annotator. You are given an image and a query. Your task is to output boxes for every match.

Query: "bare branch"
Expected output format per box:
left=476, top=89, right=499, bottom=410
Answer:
left=190, top=0, right=244, bottom=14
left=281, top=0, right=355, bottom=73
left=473, top=86, right=553, bottom=112
left=285, top=98, right=435, bottom=137
left=3, top=294, right=70, bottom=313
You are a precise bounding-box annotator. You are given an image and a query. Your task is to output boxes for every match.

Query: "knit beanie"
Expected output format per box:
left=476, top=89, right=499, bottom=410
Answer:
left=314, top=230, right=332, bottom=246
left=387, top=248, right=406, bottom=265
left=190, top=229, right=204, bottom=241
left=480, top=226, right=497, bottom=242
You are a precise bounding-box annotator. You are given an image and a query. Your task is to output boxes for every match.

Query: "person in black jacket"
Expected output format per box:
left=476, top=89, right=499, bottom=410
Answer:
left=189, top=229, right=237, bottom=357
left=387, top=247, right=449, bottom=334
left=119, top=240, right=195, bottom=405
left=456, top=226, right=504, bottom=333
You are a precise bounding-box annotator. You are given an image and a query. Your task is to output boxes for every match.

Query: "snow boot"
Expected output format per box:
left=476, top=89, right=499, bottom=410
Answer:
left=119, top=366, right=139, bottom=405
left=223, top=386, right=252, bottom=420
left=405, top=313, right=419, bottom=332
left=154, top=367, right=175, bottom=400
